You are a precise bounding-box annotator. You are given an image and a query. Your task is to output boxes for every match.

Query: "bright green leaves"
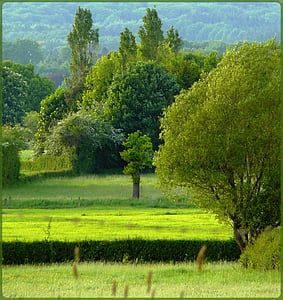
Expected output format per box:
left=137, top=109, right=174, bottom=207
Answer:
left=120, top=130, right=154, bottom=185
left=155, top=39, right=280, bottom=241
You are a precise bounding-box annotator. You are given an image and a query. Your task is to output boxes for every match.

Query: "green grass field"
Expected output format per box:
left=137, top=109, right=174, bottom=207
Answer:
left=2, top=173, right=281, bottom=298
left=2, top=174, right=232, bottom=241
left=2, top=262, right=280, bottom=298
left=2, top=207, right=232, bottom=242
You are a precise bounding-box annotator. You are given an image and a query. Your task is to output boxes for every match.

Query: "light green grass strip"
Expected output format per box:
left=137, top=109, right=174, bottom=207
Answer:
left=2, top=207, right=232, bottom=241
left=2, top=262, right=280, bottom=298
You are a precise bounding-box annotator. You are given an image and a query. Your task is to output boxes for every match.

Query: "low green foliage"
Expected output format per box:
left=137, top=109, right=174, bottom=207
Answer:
left=2, top=262, right=280, bottom=298
left=239, top=227, right=281, bottom=271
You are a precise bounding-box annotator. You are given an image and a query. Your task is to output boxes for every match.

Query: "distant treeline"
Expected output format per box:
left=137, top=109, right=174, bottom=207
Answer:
left=3, top=2, right=280, bottom=52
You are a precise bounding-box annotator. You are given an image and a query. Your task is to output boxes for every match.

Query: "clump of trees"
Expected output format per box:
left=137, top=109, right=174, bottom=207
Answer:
left=31, top=6, right=219, bottom=174
left=154, top=39, right=280, bottom=251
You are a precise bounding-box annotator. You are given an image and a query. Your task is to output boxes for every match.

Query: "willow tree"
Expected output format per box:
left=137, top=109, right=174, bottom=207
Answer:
left=154, top=40, right=280, bottom=251
left=65, top=6, right=99, bottom=108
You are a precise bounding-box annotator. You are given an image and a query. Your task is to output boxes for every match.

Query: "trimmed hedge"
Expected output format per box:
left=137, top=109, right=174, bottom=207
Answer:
left=2, top=239, right=240, bottom=265
left=21, top=154, right=72, bottom=172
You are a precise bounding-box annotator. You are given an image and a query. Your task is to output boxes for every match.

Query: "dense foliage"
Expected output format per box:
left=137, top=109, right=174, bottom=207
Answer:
left=2, top=125, right=30, bottom=185
left=44, top=111, right=124, bottom=174
left=2, top=60, right=54, bottom=125
left=239, top=227, right=280, bottom=271
left=2, top=239, right=240, bottom=265
left=154, top=40, right=280, bottom=251
left=104, top=62, right=180, bottom=148
left=21, top=155, right=72, bottom=173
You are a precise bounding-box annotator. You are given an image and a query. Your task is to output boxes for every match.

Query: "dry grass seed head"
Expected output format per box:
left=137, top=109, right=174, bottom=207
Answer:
left=147, top=270, right=153, bottom=294
left=124, top=285, right=129, bottom=298
left=112, top=280, right=118, bottom=296
left=196, top=244, right=207, bottom=271
left=72, top=262, right=79, bottom=280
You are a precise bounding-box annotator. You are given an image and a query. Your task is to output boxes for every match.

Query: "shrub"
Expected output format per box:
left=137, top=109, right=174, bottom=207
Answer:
left=2, top=125, right=29, bottom=185
left=2, top=144, right=20, bottom=185
left=239, top=227, right=280, bottom=271
left=2, top=239, right=241, bottom=265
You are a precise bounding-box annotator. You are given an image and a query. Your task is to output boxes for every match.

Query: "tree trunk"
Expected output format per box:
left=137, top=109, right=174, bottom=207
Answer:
left=132, top=182, right=140, bottom=198
left=233, top=222, right=250, bottom=252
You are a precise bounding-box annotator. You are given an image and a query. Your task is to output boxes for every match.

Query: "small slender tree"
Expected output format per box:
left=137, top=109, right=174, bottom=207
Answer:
left=120, top=131, right=154, bottom=198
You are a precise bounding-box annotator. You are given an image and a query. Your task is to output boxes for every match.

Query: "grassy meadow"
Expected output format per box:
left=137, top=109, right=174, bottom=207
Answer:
left=2, top=173, right=232, bottom=241
left=2, top=262, right=280, bottom=298
left=2, top=171, right=281, bottom=298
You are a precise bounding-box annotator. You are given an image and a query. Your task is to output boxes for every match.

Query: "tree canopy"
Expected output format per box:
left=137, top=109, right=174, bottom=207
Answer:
left=154, top=39, right=280, bottom=251
left=104, top=62, right=180, bottom=148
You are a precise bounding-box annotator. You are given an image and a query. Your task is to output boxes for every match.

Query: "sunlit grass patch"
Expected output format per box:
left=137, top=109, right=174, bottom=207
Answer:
left=2, top=207, right=232, bottom=242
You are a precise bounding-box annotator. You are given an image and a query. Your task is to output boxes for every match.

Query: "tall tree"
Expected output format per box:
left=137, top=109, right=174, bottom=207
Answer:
left=118, top=27, right=137, bottom=67
left=120, top=130, right=154, bottom=198
left=81, top=51, right=121, bottom=111
left=34, top=88, right=69, bottom=156
left=164, top=26, right=183, bottom=53
left=2, top=60, right=55, bottom=113
left=154, top=40, right=280, bottom=251
left=2, top=66, right=28, bottom=125
left=138, top=8, right=164, bottom=60
left=65, top=6, right=99, bottom=108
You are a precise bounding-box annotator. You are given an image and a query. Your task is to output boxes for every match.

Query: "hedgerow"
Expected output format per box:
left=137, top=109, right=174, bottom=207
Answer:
left=21, top=154, right=72, bottom=172
left=2, top=239, right=240, bottom=265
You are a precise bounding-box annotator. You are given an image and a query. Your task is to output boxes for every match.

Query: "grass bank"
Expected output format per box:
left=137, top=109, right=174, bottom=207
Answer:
left=2, top=262, right=280, bottom=298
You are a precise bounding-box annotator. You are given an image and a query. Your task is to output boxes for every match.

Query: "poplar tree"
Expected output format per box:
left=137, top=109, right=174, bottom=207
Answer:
left=119, top=27, right=137, bottom=67
left=164, top=26, right=183, bottom=53
left=138, top=8, right=164, bottom=60
left=65, top=6, right=99, bottom=108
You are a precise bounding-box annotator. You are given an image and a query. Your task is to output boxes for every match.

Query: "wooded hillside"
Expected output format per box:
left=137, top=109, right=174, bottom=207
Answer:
left=3, top=2, right=280, bottom=52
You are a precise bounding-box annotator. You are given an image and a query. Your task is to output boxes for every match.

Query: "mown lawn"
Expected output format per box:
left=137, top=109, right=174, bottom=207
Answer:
left=2, top=262, right=280, bottom=298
